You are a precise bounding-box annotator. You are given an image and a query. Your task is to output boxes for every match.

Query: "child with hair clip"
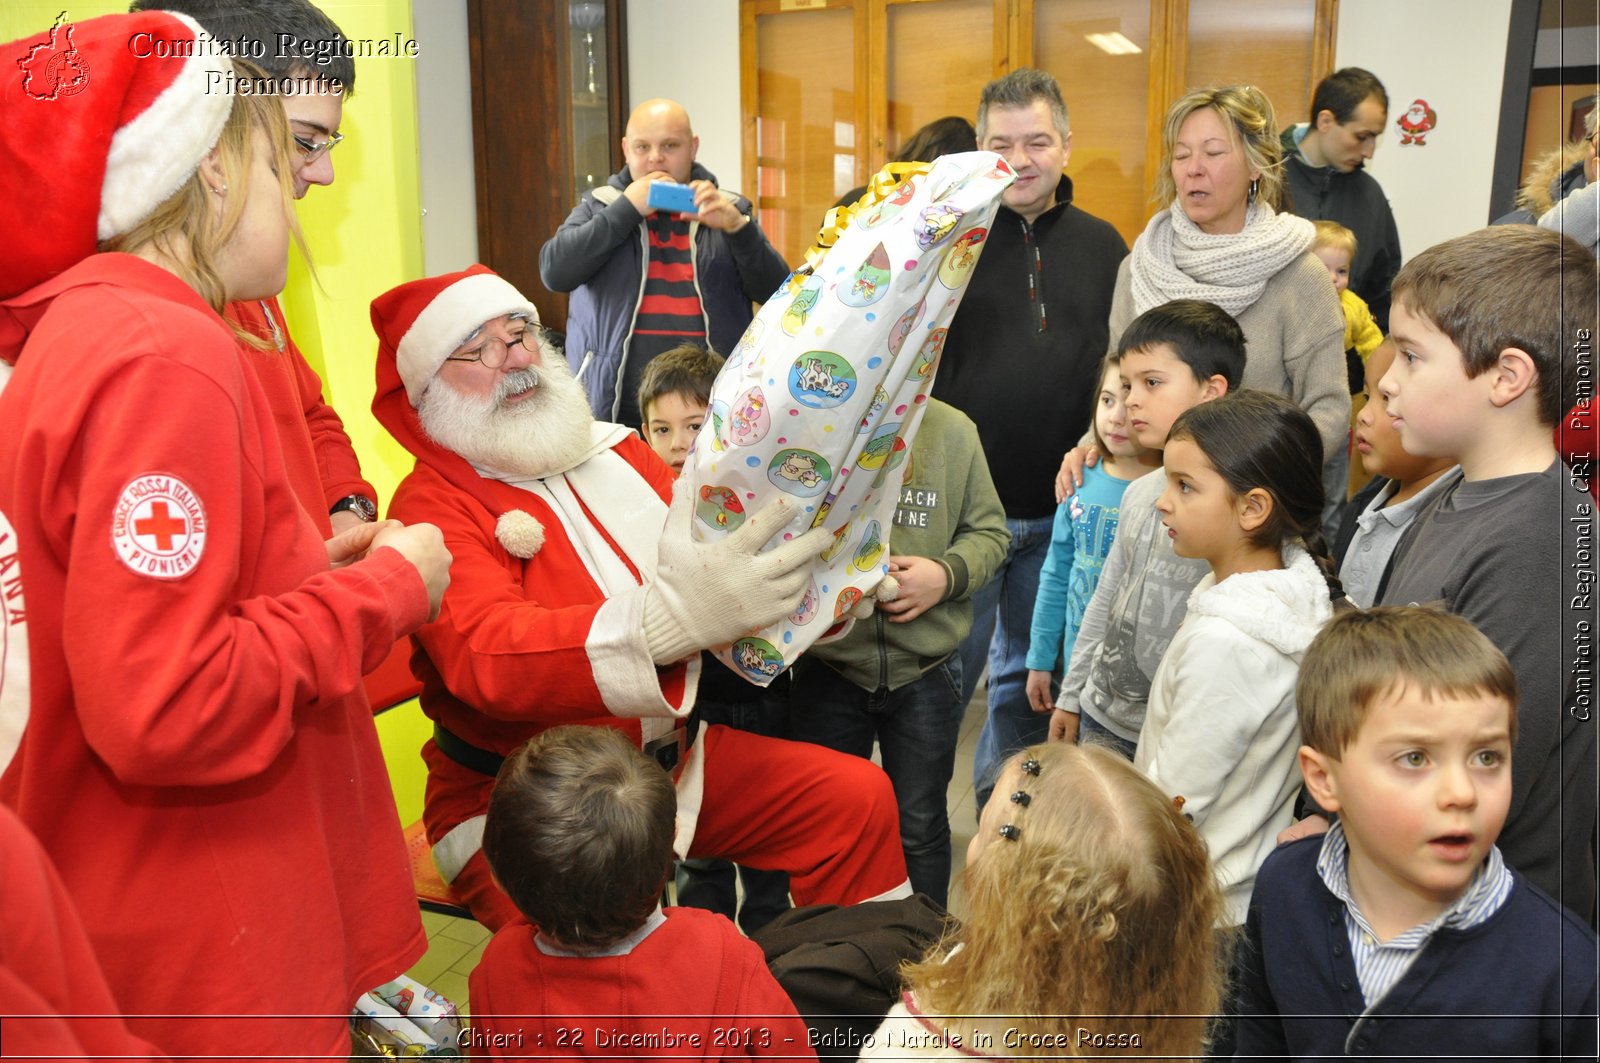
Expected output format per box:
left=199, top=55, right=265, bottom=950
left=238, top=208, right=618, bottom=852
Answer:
left=1024, top=355, right=1157, bottom=718
left=861, top=741, right=1225, bottom=1059
left=1137, top=389, right=1342, bottom=931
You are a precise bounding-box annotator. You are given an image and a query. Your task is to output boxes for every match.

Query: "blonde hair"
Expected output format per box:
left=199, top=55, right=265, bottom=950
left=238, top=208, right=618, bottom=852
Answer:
left=904, top=743, right=1224, bottom=1056
left=1154, top=85, right=1286, bottom=214
left=101, top=60, right=303, bottom=342
left=1311, top=219, right=1357, bottom=259
left=1298, top=606, right=1519, bottom=757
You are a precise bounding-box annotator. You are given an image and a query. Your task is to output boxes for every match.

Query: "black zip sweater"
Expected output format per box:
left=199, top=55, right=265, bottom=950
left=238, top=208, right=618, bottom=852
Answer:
left=931, top=178, right=1127, bottom=520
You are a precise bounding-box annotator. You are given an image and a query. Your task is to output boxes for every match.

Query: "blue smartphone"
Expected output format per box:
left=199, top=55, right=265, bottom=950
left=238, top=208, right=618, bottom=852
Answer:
left=647, top=180, right=697, bottom=215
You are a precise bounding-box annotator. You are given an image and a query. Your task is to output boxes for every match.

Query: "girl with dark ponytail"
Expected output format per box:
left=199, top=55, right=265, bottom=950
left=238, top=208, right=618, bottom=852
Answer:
left=1133, top=389, right=1339, bottom=933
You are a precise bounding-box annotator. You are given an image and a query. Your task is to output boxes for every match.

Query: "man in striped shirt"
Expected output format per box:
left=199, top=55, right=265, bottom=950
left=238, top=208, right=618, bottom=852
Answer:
left=540, top=99, right=790, bottom=427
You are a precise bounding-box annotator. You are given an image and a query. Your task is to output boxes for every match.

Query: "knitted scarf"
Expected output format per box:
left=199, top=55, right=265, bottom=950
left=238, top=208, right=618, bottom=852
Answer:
left=1127, top=201, right=1315, bottom=317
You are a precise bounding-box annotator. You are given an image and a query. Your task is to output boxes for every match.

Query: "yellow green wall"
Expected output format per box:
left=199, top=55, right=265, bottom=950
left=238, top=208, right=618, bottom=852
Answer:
left=3, top=2, right=435, bottom=822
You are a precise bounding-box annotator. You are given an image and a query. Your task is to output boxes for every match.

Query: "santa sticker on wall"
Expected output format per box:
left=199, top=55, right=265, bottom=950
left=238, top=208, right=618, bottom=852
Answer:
left=1396, top=98, right=1437, bottom=146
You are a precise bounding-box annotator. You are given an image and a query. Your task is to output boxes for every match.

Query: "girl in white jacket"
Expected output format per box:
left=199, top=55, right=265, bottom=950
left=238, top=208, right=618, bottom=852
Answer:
left=1136, top=390, right=1342, bottom=928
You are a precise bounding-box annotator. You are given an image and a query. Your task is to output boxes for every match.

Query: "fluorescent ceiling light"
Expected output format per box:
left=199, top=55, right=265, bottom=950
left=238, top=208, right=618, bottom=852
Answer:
left=1085, top=31, right=1142, bottom=55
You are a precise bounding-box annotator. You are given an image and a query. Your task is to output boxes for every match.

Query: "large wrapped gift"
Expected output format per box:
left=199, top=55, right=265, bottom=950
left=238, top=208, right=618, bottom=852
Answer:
left=685, top=151, right=1015, bottom=684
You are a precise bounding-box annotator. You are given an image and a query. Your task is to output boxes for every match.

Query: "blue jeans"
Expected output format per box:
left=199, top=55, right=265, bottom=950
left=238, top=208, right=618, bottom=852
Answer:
left=960, top=514, right=1056, bottom=810
left=787, top=656, right=965, bottom=906
left=1078, top=710, right=1137, bottom=761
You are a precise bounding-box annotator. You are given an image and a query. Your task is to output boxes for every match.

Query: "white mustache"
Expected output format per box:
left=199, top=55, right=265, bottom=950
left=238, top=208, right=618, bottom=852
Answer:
left=495, top=367, right=542, bottom=403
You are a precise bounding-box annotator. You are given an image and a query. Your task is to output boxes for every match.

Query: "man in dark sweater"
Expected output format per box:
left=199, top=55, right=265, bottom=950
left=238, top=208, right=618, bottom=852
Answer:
left=931, top=68, right=1127, bottom=809
left=1279, top=67, right=1402, bottom=331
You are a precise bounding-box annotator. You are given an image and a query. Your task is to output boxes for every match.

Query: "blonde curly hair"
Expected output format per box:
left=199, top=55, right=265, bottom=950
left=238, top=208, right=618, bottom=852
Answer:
left=903, top=743, right=1226, bottom=1056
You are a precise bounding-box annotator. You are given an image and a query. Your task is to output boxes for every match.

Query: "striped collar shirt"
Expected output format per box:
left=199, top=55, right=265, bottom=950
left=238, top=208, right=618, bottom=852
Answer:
left=1315, top=822, right=1513, bottom=1006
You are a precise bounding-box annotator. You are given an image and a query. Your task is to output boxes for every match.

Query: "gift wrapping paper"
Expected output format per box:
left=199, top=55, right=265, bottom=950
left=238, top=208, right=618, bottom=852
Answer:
left=686, top=150, right=1015, bottom=684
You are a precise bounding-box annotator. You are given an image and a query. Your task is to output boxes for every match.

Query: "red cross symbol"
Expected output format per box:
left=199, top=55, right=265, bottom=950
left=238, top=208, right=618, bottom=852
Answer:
left=134, top=502, right=187, bottom=552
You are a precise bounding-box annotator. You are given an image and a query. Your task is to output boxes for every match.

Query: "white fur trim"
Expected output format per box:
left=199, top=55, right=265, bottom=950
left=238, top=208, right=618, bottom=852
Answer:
left=495, top=509, right=544, bottom=558
left=430, top=814, right=486, bottom=884
left=670, top=734, right=707, bottom=860
left=860, top=879, right=916, bottom=903
left=98, top=16, right=233, bottom=241
left=587, top=586, right=700, bottom=718
left=397, top=273, right=537, bottom=405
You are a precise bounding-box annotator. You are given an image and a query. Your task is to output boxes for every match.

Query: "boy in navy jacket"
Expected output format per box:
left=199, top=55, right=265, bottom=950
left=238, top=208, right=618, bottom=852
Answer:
left=1235, top=608, right=1597, bottom=1060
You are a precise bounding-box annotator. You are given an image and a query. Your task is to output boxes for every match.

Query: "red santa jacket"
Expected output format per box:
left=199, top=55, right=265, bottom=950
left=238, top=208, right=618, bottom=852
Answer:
left=0, top=255, right=430, bottom=1059
left=467, top=906, right=816, bottom=1060
left=371, top=333, right=693, bottom=762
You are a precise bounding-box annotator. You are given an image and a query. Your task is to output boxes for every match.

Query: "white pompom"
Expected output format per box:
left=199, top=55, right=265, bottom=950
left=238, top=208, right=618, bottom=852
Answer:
left=495, top=509, right=545, bottom=559
left=873, top=574, right=901, bottom=602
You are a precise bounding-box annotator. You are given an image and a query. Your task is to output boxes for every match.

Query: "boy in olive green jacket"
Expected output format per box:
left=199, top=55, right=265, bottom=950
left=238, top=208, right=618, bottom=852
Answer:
left=788, top=397, right=1008, bottom=905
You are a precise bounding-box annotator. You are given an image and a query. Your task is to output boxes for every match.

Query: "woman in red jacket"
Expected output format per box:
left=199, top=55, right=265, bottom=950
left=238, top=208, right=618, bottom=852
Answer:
left=0, top=12, right=449, bottom=1058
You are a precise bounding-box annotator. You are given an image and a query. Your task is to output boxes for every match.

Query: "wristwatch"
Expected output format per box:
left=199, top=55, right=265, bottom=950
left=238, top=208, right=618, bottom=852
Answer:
left=330, top=494, right=378, bottom=522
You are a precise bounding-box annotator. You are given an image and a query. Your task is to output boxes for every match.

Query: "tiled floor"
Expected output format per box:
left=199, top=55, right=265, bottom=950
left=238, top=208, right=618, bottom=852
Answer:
left=408, top=683, right=992, bottom=1015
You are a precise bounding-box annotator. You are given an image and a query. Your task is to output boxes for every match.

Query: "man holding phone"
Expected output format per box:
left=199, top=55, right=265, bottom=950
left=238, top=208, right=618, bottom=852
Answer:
left=539, top=98, right=790, bottom=427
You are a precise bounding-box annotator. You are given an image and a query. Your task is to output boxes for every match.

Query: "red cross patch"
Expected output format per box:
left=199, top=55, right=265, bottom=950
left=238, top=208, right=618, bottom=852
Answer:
left=110, top=474, right=208, bottom=580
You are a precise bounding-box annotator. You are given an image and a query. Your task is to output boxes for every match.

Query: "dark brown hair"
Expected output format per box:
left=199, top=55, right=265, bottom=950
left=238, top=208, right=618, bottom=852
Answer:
left=1298, top=606, right=1519, bottom=756
left=1391, top=225, right=1597, bottom=426
left=1116, top=299, right=1248, bottom=388
left=483, top=725, right=676, bottom=948
left=1309, top=67, right=1388, bottom=125
left=894, top=116, right=977, bottom=164
left=1168, top=390, right=1343, bottom=599
left=637, top=344, right=725, bottom=422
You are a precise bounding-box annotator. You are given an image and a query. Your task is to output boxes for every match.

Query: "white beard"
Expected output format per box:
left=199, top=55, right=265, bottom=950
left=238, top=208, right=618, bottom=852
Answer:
left=417, top=350, right=597, bottom=479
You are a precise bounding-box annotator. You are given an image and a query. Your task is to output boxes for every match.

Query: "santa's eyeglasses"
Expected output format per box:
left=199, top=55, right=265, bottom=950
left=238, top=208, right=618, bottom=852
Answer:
left=444, top=322, right=553, bottom=369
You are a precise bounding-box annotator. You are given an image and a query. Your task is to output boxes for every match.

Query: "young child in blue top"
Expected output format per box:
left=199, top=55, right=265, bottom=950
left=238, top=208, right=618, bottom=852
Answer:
left=1236, top=607, right=1598, bottom=1059
left=1024, top=355, right=1156, bottom=718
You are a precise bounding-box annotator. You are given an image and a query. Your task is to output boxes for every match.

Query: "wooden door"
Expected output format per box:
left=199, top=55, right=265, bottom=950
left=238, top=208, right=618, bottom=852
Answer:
left=1033, top=0, right=1155, bottom=243
left=468, top=0, right=628, bottom=331
left=741, top=0, right=868, bottom=268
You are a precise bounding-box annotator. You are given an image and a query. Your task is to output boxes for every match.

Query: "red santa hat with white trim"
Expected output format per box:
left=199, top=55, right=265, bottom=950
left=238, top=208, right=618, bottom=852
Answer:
left=0, top=11, right=233, bottom=299
left=370, top=265, right=549, bottom=557
left=373, top=264, right=541, bottom=406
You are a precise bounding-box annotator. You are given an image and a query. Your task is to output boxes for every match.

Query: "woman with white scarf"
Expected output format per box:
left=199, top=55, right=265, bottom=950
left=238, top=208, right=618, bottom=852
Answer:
left=1112, top=85, right=1347, bottom=464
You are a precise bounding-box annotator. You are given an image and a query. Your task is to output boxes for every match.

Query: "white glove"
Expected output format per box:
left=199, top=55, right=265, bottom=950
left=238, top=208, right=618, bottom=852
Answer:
left=643, top=482, right=834, bottom=665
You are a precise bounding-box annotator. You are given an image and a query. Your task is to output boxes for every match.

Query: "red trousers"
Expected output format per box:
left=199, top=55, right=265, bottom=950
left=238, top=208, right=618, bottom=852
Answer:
left=425, top=723, right=912, bottom=930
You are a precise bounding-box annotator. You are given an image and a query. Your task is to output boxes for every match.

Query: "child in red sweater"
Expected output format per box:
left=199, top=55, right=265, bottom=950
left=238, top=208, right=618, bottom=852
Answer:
left=467, top=725, right=815, bottom=1060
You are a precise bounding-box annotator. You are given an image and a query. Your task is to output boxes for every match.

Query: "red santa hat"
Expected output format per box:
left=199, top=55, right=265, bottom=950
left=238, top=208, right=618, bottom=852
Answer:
left=0, top=11, right=234, bottom=299
left=370, top=265, right=540, bottom=406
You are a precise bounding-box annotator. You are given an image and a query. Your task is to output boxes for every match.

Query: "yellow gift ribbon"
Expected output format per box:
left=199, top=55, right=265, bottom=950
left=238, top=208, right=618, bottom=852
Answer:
left=787, top=161, right=930, bottom=294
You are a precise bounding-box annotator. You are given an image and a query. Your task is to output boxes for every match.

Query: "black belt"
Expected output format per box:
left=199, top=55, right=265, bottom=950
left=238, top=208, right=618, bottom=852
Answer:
left=433, top=720, right=698, bottom=778
left=433, top=724, right=505, bottom=777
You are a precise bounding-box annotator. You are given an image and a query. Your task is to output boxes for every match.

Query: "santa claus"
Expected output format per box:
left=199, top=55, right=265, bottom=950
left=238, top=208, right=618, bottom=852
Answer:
left=371, top=266, right=913, bottom=929
left=1396, top=98, right=1437, bottom=146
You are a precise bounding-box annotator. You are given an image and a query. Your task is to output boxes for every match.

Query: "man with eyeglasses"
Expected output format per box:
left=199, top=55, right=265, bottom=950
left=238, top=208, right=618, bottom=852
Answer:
left=370, top=265, right=914, bottom=932
left=539, top=98, right=791, bottom=429
left=133, top=0, right=376, bottom=533
left=1279, top=67, right=1402, bottom=332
